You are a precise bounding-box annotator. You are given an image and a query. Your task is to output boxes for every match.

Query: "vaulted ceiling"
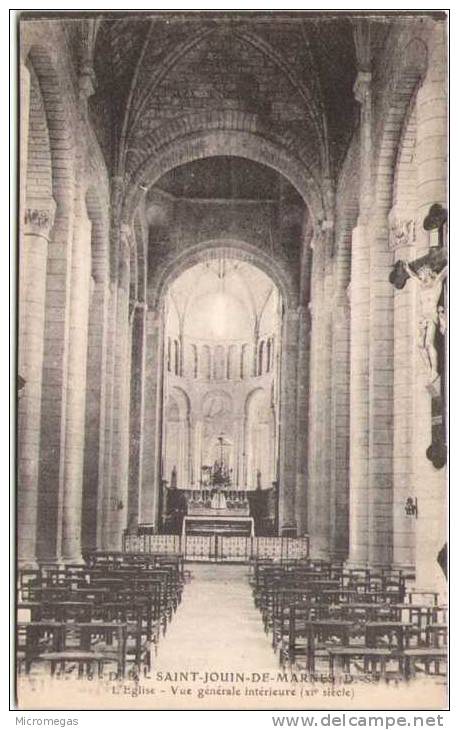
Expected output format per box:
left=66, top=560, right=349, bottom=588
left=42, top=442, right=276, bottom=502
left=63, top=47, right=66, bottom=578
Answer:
left=167, top=260, right=278, bottom=341
left=87, top=13, right=391, bottom=193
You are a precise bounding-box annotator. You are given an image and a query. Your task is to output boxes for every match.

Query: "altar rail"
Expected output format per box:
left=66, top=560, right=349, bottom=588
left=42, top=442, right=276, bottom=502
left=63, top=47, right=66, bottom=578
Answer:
left=123, top=533, right=309, bottom=563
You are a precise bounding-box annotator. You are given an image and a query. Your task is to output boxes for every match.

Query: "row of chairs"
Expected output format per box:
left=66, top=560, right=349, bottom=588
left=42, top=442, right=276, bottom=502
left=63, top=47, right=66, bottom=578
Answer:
left=250, top=558, right=447, bottom=682
left=17, top=552, right=186, bottom=679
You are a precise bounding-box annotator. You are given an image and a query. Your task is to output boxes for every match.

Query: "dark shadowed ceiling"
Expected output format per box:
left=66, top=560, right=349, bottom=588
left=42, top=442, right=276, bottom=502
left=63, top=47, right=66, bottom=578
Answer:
left=155, top=156, right=301, bottom=201
left=67, top=13, right=395, bottom=197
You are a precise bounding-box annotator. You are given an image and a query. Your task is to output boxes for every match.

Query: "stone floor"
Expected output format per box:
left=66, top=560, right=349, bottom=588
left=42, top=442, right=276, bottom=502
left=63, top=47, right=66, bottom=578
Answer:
left=155, top=563, right=278, bottom=673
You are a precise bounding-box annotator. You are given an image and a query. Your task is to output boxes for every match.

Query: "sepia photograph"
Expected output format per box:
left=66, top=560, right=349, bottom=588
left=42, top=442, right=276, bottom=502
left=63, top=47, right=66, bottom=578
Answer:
left=13, top=8, right=448, bottom=712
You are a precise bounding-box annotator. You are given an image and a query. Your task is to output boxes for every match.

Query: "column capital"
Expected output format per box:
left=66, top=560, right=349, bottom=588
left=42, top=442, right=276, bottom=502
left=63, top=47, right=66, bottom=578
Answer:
left=129, top=299, right=148, bottom=322
left=388, top=205, right=416, bottom=251
left=284, top=306, right=300, bottom=323
left=353, top=70, right=372, bottom=104
left=24, top=197, right=56, bottom=240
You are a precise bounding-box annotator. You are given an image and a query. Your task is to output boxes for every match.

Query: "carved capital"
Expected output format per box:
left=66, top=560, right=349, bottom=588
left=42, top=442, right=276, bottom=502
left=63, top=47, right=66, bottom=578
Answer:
left=24, top=198, right=56, bottom=239
left=388, top=206, right=416, bottom=251
left=353, top=70, right=372, bottom=104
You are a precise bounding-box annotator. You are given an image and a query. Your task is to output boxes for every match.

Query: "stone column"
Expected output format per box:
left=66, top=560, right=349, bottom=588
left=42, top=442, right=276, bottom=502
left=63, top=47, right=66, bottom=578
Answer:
left=367, top=214, right=395, bottom=569
left=413, top=20, right=447, bottom=594
left=100, top=281, right=118, bottom=548
left=60, top=191, right=92, bottom=563
left=278, top=306, right=299, bottom=533
left=330, top=293, right=351, bottom=561
left=82, top=270, right=109, bottom=551
left=329, top=203, right=354, bottom=562
left=348, top=70, right=372, bottom=566
left=389, top=209, right=416, bottom=570
left=195, top=419, right=203, bottom=486
left=106, top=225, right=132, bottom=549
left=307, top=239, right=323, bottom=554
left=295, top=305, right=310, bottom=536
left=127, top=303, right=147, bottom=530
left=308, top=234, right=333, bottom=559
left=140, top=308, right=164, bottom=530
left=189, top=415, right=196, bottom=486
left=36, top=180, right=75, bottom=563
left=242, top=409, right=249, bottom=488
left=18, top=198, right=56, bottom=567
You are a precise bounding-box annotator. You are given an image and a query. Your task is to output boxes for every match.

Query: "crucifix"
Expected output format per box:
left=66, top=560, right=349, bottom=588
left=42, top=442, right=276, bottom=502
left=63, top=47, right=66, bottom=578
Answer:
left=389, top=203, right=447, bottom=469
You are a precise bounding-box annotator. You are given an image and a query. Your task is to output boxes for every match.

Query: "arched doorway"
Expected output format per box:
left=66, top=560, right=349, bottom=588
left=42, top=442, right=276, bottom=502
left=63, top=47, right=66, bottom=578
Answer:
left=125, top=154, right=310, bottom=542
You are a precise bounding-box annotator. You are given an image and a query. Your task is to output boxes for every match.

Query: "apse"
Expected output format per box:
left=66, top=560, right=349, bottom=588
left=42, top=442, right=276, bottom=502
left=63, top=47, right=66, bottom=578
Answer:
left=162, top=259, right=282, bottom=496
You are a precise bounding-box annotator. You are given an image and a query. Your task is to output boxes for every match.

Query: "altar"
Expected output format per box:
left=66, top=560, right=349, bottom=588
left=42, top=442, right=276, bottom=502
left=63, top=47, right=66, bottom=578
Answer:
left=161, top=436, right=276, bottom=536
left=182, top=514, right=255, bottom=538
left=187, top=489, right=250, bottom=517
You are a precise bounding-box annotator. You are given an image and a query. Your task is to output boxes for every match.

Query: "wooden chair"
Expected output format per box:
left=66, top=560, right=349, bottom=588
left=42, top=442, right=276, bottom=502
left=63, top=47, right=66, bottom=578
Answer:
left=328, top=646, right=392, bottom=680
left=401, top=648, right=447, bottom=680
left=31, top=622, right=127, bottom=678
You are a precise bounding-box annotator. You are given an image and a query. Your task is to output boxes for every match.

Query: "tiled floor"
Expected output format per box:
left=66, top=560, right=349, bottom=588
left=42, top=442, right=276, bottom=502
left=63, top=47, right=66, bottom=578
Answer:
left=155, top=563, right=278, bottom=673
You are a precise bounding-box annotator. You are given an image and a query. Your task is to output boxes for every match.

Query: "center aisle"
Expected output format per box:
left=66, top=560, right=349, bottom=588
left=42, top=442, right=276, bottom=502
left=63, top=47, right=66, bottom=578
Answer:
left=155, top=563, right=278, bottom=672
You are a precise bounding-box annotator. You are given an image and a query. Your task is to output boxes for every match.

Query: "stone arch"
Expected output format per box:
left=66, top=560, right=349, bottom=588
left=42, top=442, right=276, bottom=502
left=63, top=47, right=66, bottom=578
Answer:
left=25, top=66, right=53, bottom=206
left=164, top=385, right=191, bottom=488
left=123, top=123, right=324, bottom=225
left=171, top=385, right=191, bottom=419
left=149, top=239, right=294, bottom=312
left=244, top=386, right=272, bottom=488
left=202, top=389, right=234, bottom=417
left=26, top=45, right=75, bottom=208
left=373, top=38, right=427, bottom=207
left=391, top=98, right=418, bottom=238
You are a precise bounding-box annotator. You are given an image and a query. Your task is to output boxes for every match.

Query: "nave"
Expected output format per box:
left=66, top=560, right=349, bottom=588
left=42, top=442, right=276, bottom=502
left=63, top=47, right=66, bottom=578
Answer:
left=154, top=564, right=278, bottom=674
left=16, top=11, right=448, bottom=710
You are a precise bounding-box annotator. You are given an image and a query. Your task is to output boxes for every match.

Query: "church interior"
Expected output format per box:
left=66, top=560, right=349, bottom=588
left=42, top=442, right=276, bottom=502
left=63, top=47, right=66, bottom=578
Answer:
left=16, top=11, right=448, bottom=701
